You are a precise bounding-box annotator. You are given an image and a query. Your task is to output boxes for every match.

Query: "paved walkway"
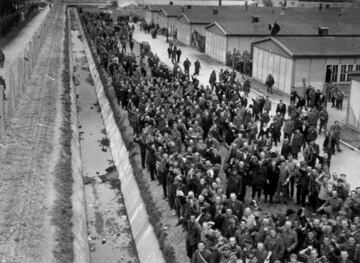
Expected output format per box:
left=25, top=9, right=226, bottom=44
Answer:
left=133, top=26, right=360, bottom=189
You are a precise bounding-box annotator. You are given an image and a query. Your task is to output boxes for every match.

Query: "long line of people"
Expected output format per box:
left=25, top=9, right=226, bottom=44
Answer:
left=82, top=12, right=359, bottom=263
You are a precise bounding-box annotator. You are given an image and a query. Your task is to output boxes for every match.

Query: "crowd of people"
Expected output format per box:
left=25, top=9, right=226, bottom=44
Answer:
left=82, top=11, right=359, bottom=263
left=140, top=21, right=178, bottom=42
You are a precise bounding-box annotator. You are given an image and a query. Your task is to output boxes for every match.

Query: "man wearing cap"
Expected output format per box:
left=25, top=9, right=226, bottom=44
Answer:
left=192, top=241, right=212, bottom=263
left=145, top=143, right=158, bottom=181
left=330, top=121, right=342, bottom=152
left=282, top=220, right=299, bottom=261
left=265, top=159, right=279, bottom=204
left=299, top=246, right=322, bottom=263
left=252, top=242, right=268, bottom=263
left=183, top=58, right=191, bottom=75
left=265, top=74, right=275, bottom=94
left=340, top=174, right=350, bottom=192
left=319, top=190, right=344, bottom=216
left=240, top=146, right=252, bottom=166
left=225, top=166, right=243, bottom=199
left=290, top=129, right=303, bottom=159
left=235, top=219, right=252, bottom=249
left=276, top=99, right=286, bottom=116
left=194, top=59, right=201, bottom=76
left=336, top=179, right=349, bottom=201
left=264, top=228, right=285, bottom=262
left=228, top=236, right=244, bottom=262
left=335, top=219, right=352, bottom=244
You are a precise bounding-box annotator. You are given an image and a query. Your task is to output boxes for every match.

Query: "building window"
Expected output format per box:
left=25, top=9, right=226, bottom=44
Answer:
left=340, top=65, right=347, bottom=82
left=326, top=65, right=339, bottom=83
left=356, top=64, right=360, bottom=71
left=347, top=65, right=353, bottom=81
left=339, top=65, right=354, bottom=82
left=328, top=65, right=338, bottom=82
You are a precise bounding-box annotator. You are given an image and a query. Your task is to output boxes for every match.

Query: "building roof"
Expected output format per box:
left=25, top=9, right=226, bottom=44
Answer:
left=144, top=5, right=164, bottom=12
left=177, top=5, right=247, bottom=24
left=205, top=8, right=360, bottom=36
left=159, top=6, right=183, bottom=17
left=253, top=36, right=360, bottom=57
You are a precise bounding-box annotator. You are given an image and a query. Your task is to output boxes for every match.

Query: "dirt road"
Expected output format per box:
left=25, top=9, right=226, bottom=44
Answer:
left=0, top=3, right=66, bottom=263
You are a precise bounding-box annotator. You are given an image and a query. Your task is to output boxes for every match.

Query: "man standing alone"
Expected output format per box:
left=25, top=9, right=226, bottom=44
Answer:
left=183, top=58, right=191, bottom=75
left=176, top=48, right=182, bottom=63
left=194, top=59, right=201, bottom=76
left=265, top=73, right=275, bottom=94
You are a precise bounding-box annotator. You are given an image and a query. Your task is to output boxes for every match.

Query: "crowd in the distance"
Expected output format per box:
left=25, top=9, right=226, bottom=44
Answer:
left=82, top=11, right=360, bottom=263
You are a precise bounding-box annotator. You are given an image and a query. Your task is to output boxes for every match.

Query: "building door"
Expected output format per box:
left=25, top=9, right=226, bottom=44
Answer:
left=170, top=26, right=174, bottom=36
left=325, top=65, right=332, bottom=83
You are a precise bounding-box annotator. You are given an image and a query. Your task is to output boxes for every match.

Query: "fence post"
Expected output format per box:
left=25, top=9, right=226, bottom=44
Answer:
left=9, top=67, right=16, bottom=114
left=0, top=84, right=5, bottom=139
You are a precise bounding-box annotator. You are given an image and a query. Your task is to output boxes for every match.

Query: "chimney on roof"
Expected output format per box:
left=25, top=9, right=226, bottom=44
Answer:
left=187, top=5, right=192, bottom=9
left=318, top=27, right=329, bottom=36
left=337, top=10, right=342, bottom=24
left=252, top=15, right=259, bottom=23
left=213, top=9, right=219, bottom=15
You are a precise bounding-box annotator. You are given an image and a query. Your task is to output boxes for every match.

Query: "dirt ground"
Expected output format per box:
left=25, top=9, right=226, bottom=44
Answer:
left=0, top=3, right=66, bottom=263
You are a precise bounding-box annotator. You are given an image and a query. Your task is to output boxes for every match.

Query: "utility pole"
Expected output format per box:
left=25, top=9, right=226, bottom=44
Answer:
left=0, top=84, right=4, bottom=139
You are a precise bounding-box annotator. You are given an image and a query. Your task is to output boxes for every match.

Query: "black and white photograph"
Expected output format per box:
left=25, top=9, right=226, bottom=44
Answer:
left=0, top=0, right=360, bottom=262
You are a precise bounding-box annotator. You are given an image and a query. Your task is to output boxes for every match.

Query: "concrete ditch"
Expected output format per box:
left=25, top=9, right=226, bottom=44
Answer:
left=68, top=7, right=139, bottom=262
left=67, top=8, right=91, bottom=263
left=71, top=8, right=166, bottom=263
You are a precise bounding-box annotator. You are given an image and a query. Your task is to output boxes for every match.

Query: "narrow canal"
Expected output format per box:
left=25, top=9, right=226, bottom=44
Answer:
left=69, top=9, right=139, bottom=263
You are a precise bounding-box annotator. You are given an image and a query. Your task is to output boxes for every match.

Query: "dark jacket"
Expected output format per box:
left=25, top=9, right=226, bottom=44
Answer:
left=276, top=103, right=286, bottom=115
left=251, top=164, right=267, bottom=189
left=281, top=142, right=292, bottom=158
left=290, top=133, right=303, bottom=154
left=266, top=163, right=279, bottom=195
left=146, top=147, right=157, bottom=167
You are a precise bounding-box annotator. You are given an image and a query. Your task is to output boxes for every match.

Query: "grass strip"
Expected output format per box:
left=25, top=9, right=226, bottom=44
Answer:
left=51, top=7, right=74, bottom=263
left=78, top=10, right=178, bottom=263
